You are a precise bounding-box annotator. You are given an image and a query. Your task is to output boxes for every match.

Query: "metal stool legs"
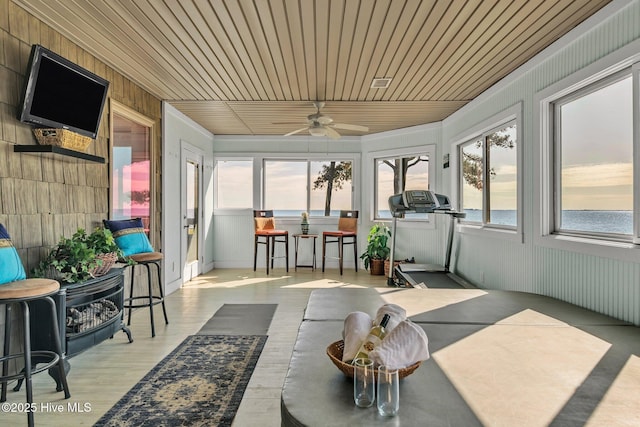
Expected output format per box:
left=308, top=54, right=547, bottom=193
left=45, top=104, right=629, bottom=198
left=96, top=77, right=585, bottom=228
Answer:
left=126, top=260, right=169, bottom=337
left=1, top=296, right=70, bottom=427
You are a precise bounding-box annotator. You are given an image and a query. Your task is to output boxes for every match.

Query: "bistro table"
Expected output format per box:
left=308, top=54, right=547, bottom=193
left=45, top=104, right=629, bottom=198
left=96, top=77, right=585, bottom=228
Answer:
left=293, top=233, right=318, bottom=271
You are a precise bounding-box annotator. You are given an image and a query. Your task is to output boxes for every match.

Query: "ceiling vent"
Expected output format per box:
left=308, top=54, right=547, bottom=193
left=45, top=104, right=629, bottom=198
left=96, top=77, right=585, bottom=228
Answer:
left=370, top=77, right=392, bottom=89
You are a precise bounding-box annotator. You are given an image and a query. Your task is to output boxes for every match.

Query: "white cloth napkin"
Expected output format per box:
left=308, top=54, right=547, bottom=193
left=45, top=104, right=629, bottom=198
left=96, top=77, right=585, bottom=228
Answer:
left=369, top=320, right=430, bottom=369
left=341, top=311, right=373, bottom=362
left=374, top=303, right=406, bottom=333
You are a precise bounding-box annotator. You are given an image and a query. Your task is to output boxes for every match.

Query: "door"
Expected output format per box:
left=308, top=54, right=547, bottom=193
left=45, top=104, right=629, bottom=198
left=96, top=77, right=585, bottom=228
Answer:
left=181, top=143, right=203, bottom=283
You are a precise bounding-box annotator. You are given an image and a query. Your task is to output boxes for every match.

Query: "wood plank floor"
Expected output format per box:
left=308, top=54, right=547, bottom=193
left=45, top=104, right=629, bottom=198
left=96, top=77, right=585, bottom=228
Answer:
left=2, top=268, right=388, bottom=426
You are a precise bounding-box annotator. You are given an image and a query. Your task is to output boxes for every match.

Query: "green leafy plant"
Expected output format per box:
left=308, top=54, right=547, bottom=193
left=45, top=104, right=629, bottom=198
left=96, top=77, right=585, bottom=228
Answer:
left=33, top=227, right=124, bottom=283
left=359, top=223, right=391, bottom=270
left=85, top=227, right=122, bottom=256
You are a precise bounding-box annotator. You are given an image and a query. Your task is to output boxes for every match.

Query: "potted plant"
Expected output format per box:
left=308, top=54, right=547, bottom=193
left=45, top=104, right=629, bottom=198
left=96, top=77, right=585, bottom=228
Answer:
left=34, top=227, right=123, bottom=283
left=360, top=223, right=391, bottom=275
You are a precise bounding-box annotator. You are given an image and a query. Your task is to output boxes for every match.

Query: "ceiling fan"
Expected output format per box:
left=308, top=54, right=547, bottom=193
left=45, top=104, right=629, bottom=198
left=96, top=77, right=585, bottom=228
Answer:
left=280, top=102, right=369, bottom=139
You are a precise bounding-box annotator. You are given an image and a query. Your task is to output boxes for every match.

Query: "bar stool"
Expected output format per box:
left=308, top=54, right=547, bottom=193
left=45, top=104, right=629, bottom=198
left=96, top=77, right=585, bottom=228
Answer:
left=0, top=222, right=70, bottom=427
left=253, top=210, right=289, bottom=275
left=322, top=210, right=359, bottom=275
left=1, top=279, right=71, bottom=426
left=104, top=219, right=169, bottom=338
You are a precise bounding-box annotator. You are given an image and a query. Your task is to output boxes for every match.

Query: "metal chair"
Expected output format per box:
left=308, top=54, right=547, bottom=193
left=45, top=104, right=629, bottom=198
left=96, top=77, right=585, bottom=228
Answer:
left=322, top=210, right=359, bottom=275
left=253, top=210, right=289, bottom=275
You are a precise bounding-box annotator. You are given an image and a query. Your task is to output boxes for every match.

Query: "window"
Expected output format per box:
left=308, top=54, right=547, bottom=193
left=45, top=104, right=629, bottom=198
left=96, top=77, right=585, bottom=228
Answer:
left=459, top=121, right=518, bottom=228
left=374, top=154, right=430, bottom=220
left=552, top=72, right=633, bottom=239
left=215, top=160, right=253, bottom=208
left=110, top=101, right=155, bottom=239
left=264, top=159, right=353, bottom=216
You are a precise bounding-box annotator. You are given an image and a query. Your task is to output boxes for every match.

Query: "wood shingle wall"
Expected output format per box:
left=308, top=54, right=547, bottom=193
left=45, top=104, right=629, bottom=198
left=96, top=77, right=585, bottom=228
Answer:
left=1, top=1, right=162, bottom=274
left=0, top=1, right=163, bottom=356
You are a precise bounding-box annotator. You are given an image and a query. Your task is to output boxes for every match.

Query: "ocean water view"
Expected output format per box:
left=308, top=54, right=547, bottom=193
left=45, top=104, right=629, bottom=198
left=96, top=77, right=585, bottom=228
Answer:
left=561, top=210, right=632, bottom=234
left=274, top=210, right=633, bottom=235
left=463, top=209, right=633, bottom=234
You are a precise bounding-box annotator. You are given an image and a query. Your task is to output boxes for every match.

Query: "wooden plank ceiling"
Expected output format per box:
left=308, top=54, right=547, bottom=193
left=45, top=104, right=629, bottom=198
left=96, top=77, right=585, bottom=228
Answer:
left=15, top=0, right=612, bottom=137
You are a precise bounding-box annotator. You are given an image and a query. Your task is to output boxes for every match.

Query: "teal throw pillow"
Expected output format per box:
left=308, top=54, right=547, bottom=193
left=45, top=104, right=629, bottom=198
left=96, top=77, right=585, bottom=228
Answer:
left=103, top=218, right=154, bottom=257
left=0, top=223, right=27, bottom=284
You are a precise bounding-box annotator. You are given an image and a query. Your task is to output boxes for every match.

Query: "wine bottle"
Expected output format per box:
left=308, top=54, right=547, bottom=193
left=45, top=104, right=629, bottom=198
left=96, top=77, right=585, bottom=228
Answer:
left=352, top=314, right=390, bottom=363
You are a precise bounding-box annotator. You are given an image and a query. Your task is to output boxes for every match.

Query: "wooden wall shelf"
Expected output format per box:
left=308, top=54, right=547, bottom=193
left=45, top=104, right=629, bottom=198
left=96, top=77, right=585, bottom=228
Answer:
left=14, top=145, right=105, bottom=163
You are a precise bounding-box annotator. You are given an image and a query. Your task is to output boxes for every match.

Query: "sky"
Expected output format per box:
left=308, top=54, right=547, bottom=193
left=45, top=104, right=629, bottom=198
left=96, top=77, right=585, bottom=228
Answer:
left=560, top=76, right=632, bottom=210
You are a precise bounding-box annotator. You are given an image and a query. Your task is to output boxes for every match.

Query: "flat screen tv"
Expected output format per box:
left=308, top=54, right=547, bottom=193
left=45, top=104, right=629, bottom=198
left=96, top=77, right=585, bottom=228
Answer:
left=18, top=44, right=110, bottom=140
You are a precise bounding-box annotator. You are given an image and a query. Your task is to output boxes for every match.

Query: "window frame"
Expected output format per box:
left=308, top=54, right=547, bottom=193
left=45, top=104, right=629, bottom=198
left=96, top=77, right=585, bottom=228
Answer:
left=368, top=145, right=437, bottom=227
left=212, top=157, right=254, bottom=210
left=451, top=103, right=523, bottom=243
left=551, top=70, right=634, bottom=242
left=211, top=153, right=360, bottom=221
left=109, top=99, right=156, bottom=247
left=373, top=151, right=433, bottom=222
left=261, top=157, right=356, bottom=218
left=535, top=48, right=640, bottom=260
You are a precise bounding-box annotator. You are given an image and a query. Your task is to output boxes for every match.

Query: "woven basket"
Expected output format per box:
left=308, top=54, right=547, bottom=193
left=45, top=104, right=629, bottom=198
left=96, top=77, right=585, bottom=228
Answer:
left=326, top=340, right=421, bottom=379
left=33, top=128, right=92, bottom=152
left=370, top=259, right=385, bottom=275
left=384, top=260, right=403, bottom=277
left=90, top=252, right=118, bottom=277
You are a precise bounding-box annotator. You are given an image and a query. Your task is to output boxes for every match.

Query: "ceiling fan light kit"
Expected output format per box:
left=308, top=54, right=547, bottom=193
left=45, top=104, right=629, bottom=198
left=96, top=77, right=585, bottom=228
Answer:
left=308, top=126, right=326, bottom=137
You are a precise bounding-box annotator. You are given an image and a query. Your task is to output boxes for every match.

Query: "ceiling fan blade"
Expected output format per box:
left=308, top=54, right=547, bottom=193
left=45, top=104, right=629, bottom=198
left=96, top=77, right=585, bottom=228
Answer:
left=324, top=126, right=341, bottom=139
left=272, top=121, right=306, bottom=125
left=284, top=127, right=309, bottom=136
left=331, top=123, right=369, bottom=132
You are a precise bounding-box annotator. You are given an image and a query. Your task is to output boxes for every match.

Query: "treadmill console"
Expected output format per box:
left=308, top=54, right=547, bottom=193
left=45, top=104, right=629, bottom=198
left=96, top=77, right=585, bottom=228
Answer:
left=401, top=190, right=440, bottom=213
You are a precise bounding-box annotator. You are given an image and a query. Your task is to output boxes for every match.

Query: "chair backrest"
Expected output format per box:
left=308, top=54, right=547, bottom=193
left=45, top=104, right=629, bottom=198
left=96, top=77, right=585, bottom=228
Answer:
left=254, top=210, right=276, bottom=232
left=337, top=210, right=358, bottom=233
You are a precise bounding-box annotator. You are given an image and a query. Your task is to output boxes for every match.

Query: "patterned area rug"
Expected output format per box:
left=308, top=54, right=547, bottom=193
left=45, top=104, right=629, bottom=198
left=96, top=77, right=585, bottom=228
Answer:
left=94, top=334, right=267, bottom=427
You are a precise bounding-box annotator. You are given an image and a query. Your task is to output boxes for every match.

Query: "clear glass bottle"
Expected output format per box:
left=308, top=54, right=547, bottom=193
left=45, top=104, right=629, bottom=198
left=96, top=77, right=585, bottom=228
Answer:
left=352, top=314, right=390, bottom=362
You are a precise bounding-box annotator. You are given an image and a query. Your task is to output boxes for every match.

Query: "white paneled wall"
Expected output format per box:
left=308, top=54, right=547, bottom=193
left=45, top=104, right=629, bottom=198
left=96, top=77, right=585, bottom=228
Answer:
left=444, top=0, right=640, bottom=325
left=166, top=0, right=640, bottom=325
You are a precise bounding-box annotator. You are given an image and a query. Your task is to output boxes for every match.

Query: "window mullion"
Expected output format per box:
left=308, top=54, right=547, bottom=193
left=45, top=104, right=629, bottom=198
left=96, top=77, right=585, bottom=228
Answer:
left=306, top=160, right=311, bottom=215
left=633, top=63, right=640, bottom=243
left=483, top=136, right=490, bottom=224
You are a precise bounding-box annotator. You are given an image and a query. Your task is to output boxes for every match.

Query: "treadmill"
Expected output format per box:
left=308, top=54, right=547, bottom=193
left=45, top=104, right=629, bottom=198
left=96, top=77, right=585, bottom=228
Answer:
left=387, top=190, right=467, bottom=288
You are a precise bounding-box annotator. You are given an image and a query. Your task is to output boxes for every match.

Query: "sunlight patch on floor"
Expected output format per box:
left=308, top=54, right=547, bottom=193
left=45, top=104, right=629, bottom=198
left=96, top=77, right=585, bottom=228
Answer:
left=281, top=279, right=368, bottom=289
left=434, top=309, right=612, bottom=427
left=182, top=275, right=284, bottom=288
left=587, top=354, right=640, bottom=426
left=376, top=288, right=488, bottom=317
